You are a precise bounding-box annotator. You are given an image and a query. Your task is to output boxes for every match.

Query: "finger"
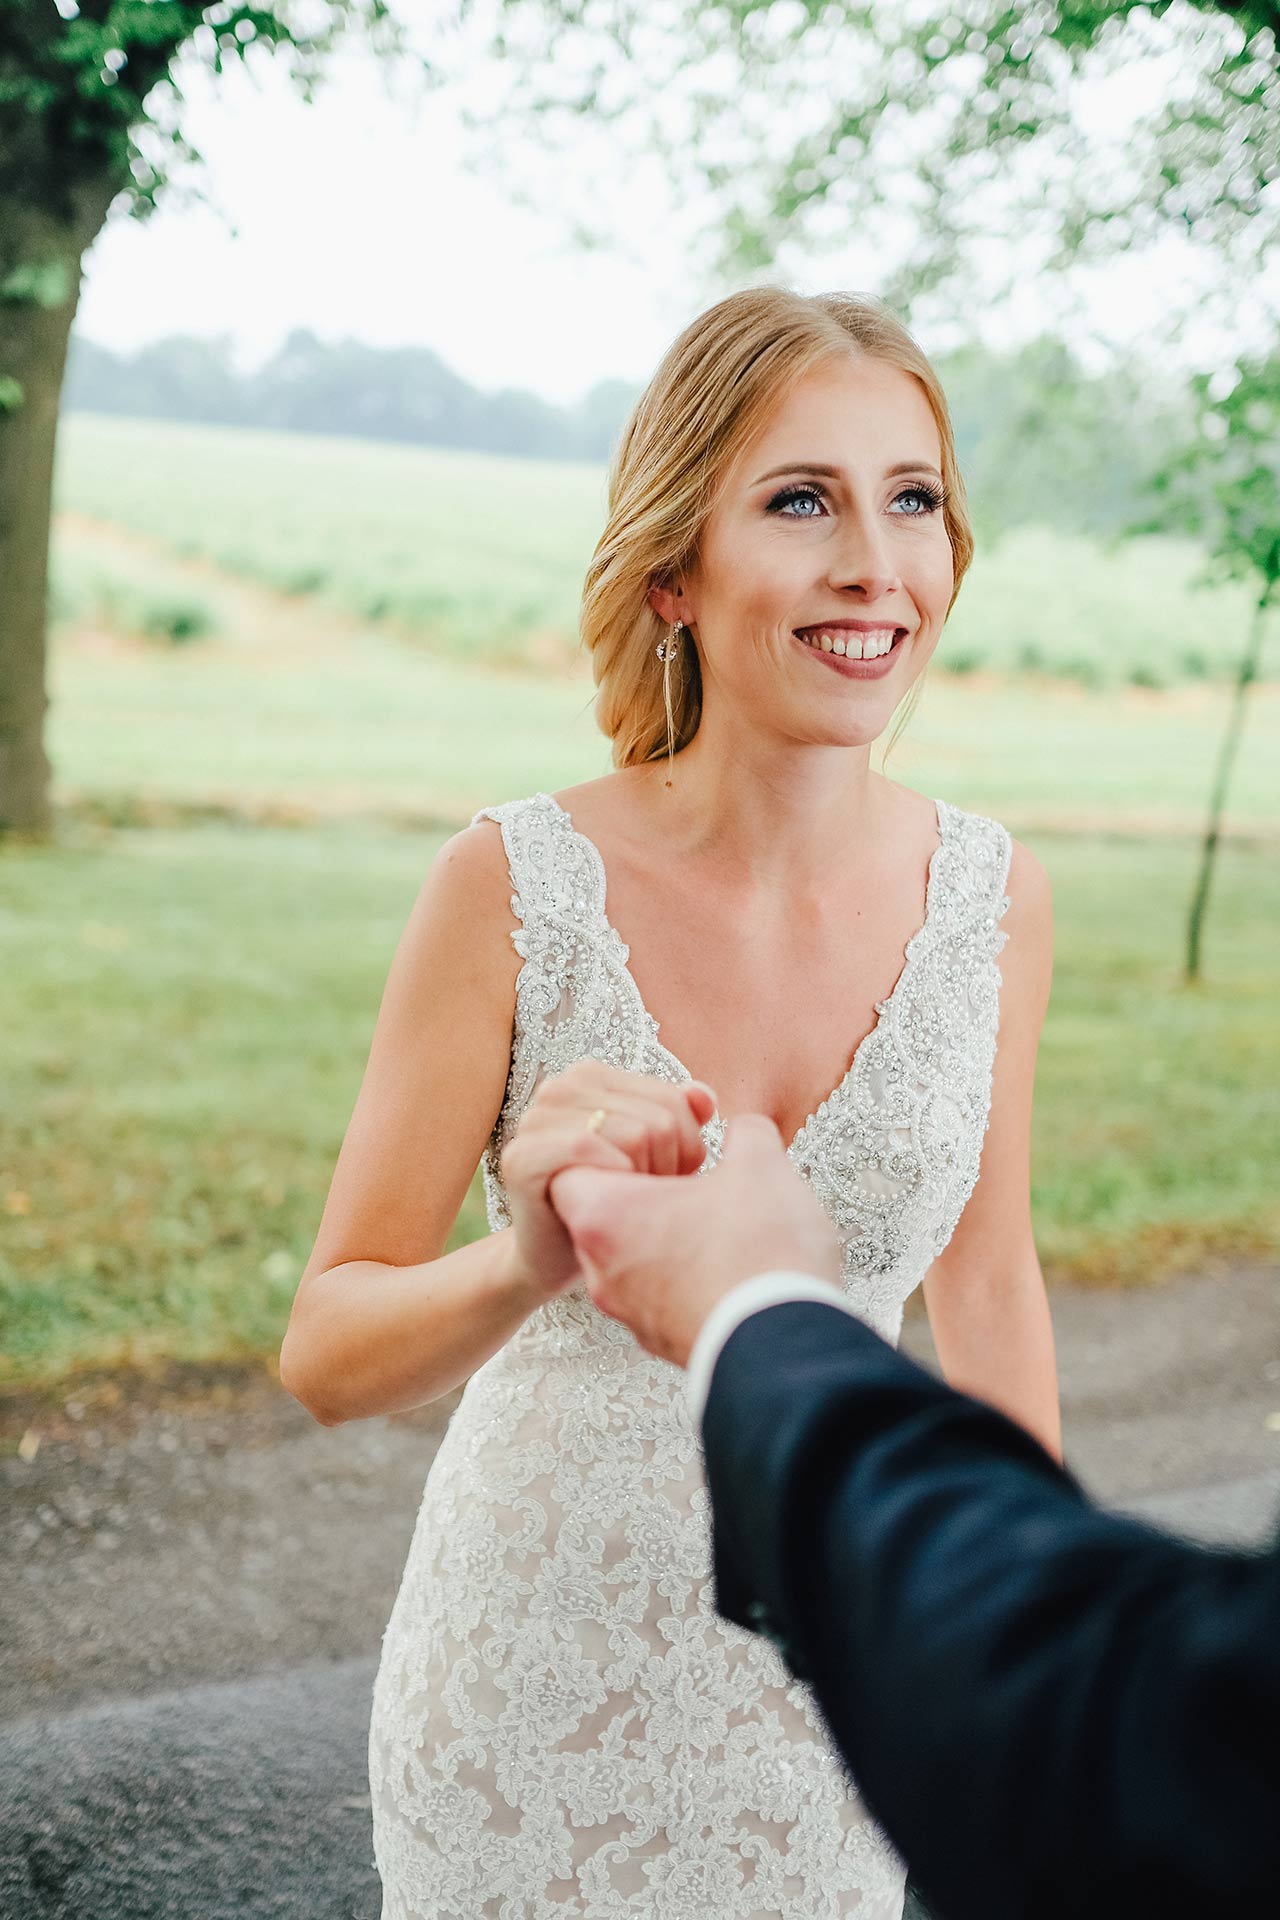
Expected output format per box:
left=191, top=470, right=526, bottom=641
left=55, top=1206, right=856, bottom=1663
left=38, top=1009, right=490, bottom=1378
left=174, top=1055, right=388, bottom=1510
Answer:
left=552, top=1061, right=661, bottom=1105
left=536, top=1071, right=709, bottom=1175
left=579, top=1095, right=688, bottom=1178
left=637, top=1094, right=707, bottom=1177
left=518, top=1102, right=663, bottom=1180
left=621, top=1105, right=677, bottom=1178
left=719, top=1112, right=785, bottom=1162
left=638, top=1088, right=711, bottom=1175
left=551, top=1130, right=636, bottom=1186
left=629, top=1098, right=710, bottom=1182
left=633, top=1099, right=681, bottom=1178
left=577, top=1061, right=714, bottom=1143
left=502, top=1125, right=633, bottom=1201
left=547, top=1163, right=605, bottom=1226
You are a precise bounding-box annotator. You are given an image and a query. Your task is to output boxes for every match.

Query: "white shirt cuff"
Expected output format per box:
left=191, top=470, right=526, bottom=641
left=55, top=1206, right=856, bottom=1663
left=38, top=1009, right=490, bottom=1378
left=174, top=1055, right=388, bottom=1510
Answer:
left=684, top=1270, right=860, bottom=1429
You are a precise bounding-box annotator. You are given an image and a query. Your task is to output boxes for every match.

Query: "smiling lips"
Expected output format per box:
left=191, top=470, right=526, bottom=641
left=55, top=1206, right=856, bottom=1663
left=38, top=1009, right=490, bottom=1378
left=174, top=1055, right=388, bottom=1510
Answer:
left=793, top=620, right=908, bottom=671
left=794, top=629, right=905, bottom=668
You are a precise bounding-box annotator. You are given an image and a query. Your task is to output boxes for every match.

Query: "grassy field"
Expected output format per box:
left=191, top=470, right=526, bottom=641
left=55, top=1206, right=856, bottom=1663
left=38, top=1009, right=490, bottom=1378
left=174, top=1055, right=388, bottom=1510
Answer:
left=2, top=819, right=1276, bottom=1395
left=56, top=415, right=604, bottom=670
left=56, top=413, right=1272, bottom=687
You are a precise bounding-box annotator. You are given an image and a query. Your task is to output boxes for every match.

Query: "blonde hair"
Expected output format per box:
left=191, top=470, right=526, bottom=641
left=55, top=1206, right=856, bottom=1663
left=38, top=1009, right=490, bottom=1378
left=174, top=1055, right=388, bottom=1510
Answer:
left=581, top=287, right=974, bottom=768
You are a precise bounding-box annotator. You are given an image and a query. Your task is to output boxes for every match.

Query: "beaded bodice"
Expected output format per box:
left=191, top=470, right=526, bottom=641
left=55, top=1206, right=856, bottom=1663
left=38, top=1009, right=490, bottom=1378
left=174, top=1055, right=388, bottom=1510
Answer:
left=475, top=789, right=1012, bottom=1344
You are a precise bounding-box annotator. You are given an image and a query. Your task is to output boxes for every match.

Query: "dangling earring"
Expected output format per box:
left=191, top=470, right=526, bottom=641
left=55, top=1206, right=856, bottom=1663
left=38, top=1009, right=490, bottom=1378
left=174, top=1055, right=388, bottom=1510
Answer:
left=655, top=621, right=683, bottom=665
left=656, top=620, right=683, bottom=788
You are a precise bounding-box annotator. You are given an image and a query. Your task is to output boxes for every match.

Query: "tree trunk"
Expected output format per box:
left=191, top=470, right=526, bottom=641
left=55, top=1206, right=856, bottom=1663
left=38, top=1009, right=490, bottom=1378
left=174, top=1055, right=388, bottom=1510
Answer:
left=1184, top=584, right=1274, bottom=983
left=0, top=192, right=112, bottom=837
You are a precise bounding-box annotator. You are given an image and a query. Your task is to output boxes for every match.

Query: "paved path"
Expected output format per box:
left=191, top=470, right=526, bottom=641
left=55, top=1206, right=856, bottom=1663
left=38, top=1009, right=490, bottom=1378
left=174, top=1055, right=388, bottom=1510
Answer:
left=2, top=1262, right=1277, bottom=1917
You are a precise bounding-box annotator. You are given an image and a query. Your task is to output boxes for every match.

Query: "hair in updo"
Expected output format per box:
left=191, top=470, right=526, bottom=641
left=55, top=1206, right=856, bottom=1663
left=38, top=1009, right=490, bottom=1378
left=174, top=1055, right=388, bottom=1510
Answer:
left=581, top=287, right=973, bottom=767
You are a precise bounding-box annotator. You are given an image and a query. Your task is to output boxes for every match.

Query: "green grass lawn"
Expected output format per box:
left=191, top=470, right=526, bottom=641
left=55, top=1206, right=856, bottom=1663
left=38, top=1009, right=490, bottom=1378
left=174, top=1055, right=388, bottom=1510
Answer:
left=2, top=820, right=1276, bottom=1394
left=55, top=413, right=1272, bottom=687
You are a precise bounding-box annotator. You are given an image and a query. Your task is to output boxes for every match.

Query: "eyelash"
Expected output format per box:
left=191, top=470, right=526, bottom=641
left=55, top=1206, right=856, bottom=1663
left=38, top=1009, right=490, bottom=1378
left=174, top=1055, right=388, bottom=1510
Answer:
left=766, top=479, right=947, bottom=519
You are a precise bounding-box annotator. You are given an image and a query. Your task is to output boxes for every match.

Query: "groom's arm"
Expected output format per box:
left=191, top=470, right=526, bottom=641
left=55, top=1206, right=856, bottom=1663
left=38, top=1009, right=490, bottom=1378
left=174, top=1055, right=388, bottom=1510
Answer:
left=698, top=1290, right=1280, bottom=1920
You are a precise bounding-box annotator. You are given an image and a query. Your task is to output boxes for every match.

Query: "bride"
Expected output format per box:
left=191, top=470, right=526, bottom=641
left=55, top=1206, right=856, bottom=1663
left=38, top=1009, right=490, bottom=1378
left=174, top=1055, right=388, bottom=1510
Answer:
left=281, top=286, right=1061, bottom=1919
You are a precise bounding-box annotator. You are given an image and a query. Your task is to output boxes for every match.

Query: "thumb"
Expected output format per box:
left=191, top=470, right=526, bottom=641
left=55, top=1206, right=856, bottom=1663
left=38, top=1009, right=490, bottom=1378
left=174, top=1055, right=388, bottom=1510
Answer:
left=719, top=1112, right=785, bottom=1164
left=549, top=1165, right=637, bottom=1261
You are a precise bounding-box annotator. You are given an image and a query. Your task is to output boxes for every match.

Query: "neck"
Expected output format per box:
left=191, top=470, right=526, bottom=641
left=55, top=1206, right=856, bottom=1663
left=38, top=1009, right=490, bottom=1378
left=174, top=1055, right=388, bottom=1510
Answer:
left=635, top=704, right=886, bottom=890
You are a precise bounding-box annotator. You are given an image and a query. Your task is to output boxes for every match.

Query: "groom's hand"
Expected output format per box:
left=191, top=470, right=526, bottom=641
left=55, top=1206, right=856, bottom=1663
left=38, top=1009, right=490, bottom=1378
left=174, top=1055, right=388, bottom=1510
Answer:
left=550, top=1115, right=841, bottom=1368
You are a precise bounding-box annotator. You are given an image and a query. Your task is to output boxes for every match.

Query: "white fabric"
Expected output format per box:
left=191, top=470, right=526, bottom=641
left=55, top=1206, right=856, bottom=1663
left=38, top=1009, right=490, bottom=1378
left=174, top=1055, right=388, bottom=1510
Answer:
left=369, top=789, right=1012, bottom=1919
left=685, top=1271, right=861, bottom=1429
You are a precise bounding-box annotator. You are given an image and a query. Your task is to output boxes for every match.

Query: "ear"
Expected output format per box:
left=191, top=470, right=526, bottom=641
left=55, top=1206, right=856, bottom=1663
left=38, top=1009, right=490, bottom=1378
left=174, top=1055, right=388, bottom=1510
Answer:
left=646, top=581, right=689, bottom=629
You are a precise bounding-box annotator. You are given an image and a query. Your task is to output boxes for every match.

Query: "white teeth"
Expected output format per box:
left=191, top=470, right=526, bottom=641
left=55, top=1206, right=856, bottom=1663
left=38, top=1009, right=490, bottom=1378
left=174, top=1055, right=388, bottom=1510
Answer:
left=799, top=627, right=898, bottom=658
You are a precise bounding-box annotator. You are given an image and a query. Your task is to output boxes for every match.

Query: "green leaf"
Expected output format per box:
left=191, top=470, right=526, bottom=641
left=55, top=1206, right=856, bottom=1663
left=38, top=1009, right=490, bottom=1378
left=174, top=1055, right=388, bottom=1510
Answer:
left=0, top=262, right=74, bottom=311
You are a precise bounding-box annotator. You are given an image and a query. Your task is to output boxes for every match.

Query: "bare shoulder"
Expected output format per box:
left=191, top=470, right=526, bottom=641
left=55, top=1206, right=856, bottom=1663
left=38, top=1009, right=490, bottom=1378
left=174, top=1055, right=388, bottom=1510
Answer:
left=550, top=772, right=624, bottom=810
left=878, top=773, right=939, bottom=822
left=428, top=816, right=511, bottom=901
left=549, top=767, right=654, bottom=839
left=1003, top=836, right=1053, bottom=931
left=405, top=818, right=522, bottom=991
left=423, top=816, right=513, bottom=912
left=1000, top=836, right=1053, bottom=1023
left=876, top=773, right=948, bottom=853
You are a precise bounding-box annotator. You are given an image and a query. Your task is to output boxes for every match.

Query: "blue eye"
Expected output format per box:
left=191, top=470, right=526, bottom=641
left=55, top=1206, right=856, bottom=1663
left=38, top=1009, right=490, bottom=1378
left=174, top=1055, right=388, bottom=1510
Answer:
left=892, top=483, right=946, bottom=515
left=766, top=483, right=827, bottom=517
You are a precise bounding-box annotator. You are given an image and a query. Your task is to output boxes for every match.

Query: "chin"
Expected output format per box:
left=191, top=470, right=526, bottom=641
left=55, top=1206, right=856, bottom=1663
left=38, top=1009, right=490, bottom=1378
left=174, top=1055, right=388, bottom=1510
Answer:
left=803, top=706, right=898, bottom=750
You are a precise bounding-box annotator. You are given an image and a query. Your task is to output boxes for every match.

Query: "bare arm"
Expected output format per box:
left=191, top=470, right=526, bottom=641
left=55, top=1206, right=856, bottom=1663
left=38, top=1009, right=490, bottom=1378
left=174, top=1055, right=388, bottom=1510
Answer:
left=922, top=838, right=1061, bottom=1460
left=278, top=822, right=536, bottom=1425
left=279, top=822, right=713, bottom=1427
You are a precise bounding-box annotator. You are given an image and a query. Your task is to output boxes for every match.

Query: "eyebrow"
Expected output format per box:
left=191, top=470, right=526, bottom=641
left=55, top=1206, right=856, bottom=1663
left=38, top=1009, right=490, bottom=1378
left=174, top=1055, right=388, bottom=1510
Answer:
left=753, top=460, right=944, bottom=485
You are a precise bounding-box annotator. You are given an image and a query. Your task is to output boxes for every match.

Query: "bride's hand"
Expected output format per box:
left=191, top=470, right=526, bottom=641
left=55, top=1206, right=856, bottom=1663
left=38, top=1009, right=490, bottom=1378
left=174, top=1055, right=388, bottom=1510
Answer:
left=500, top=1061, right=716, bottom=1302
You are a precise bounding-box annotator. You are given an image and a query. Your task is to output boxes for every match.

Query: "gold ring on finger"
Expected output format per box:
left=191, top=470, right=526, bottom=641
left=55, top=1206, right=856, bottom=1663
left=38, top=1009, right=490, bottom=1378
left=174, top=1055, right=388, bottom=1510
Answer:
left=585, top=1107, right=608, bottom=1135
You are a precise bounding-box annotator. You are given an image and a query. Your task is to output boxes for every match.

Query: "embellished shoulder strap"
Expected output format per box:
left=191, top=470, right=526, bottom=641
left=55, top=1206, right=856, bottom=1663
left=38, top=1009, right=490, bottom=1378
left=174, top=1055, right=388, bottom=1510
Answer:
left=933, top=799, right=1014, bottom=960
left=470, top=794, right=623, bottom=1144
left=470, top=792, right=607, bottom=962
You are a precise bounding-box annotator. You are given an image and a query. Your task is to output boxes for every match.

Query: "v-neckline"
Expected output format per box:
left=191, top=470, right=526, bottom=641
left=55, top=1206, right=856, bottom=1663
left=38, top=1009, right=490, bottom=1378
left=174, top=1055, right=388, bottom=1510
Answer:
left=537, top=790, right=950, bottom=1157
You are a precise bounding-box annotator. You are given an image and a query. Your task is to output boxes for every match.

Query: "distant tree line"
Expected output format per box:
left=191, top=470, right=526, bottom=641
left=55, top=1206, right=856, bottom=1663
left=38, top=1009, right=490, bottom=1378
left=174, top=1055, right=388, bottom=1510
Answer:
left=64, top=328, right=641, bottom=464
left=64, top=325, right=1192, bottom=541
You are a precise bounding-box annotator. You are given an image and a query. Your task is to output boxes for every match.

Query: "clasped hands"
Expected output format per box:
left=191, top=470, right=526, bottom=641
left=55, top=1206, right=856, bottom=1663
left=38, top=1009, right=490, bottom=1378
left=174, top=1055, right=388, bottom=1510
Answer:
left=499, top=1062, right=841, bottom=1369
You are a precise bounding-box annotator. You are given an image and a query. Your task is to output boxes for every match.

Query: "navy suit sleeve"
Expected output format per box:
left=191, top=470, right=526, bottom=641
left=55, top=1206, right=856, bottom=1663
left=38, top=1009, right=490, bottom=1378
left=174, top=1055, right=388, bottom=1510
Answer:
left=701, top=1299, right=1280, bottom=1920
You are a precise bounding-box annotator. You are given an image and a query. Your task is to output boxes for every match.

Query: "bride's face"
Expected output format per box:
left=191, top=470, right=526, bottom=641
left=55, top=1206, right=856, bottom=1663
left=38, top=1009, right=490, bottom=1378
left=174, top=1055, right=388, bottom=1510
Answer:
left=678, top=355, right=954, bottom=750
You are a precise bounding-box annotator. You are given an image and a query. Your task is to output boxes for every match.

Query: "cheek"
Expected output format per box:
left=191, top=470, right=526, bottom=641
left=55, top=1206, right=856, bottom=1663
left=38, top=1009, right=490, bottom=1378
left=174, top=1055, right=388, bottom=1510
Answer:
left=704, top=567, right=797, bottom=654
left=703, top=520, right=805, bottom=609
left=752, top=555, right=819, bottom=638
left=927, top=534, right=956, bottom=610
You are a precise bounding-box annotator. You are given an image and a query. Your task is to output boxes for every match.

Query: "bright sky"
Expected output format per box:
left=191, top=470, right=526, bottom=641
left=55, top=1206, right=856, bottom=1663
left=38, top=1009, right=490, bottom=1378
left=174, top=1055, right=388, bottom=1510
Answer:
left=76, top=27, right=1273, bottom=405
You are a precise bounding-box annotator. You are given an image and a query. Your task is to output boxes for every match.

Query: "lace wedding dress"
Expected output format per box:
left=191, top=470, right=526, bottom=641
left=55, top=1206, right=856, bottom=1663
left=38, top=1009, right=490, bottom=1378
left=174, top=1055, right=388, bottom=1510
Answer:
left=369, top=789, right=1012, bottom=1919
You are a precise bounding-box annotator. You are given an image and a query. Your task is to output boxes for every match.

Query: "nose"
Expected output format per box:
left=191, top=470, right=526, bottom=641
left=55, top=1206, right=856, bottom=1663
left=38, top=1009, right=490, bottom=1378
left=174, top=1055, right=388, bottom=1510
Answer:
left=827, top=515, right=902, bottom=603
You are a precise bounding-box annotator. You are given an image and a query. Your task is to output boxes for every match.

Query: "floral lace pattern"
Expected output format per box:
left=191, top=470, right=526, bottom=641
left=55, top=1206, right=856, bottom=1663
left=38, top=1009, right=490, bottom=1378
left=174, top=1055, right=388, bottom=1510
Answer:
left=369, top=790, right=1012, bottom=1919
